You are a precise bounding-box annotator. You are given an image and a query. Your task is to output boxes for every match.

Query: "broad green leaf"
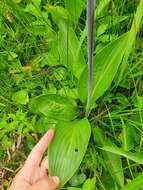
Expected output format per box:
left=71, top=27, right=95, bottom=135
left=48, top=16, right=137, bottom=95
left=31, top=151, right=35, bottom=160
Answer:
left=78, top=32, right=129, bottom=106
left=12, top=90, right=29, bottom=105
left=101, top=146, right=143, bottom=164
left=117, top=0, right=143, bottom=84
left=45, top=4, right=85, bottom=78
left=65, top=0, right=83, bottom=23
left=58, top=21, right=85, bottom=78
left=48, top=118, right=91, bottom=188
left=82, top=178, right=96, bottom=190
left=29, top=94, right=78, bottom=121
left=93, top=127, right=124, bottom=187
left=121, top=173, right=143, bottom=190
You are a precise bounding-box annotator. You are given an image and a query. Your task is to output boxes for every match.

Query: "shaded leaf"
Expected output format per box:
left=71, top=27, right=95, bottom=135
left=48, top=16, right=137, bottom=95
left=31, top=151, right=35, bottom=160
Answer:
left=69, top=173, right=86, bottom=186
left=35, top=116, right=57, bottom=134
left=48, top=118, right=91, bottom=187
left=121, top=173, right=143, bottom=190
left=93, top=127, right=124, bottom=187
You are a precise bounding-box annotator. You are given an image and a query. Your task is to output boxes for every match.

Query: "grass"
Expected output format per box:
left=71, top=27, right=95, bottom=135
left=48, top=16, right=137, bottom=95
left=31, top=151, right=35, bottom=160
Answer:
left=0, top=0, right=143, bottom=189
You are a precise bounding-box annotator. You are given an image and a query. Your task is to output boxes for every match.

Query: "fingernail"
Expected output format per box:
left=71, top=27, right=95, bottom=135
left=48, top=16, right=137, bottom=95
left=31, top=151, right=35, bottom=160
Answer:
left=52, top=176, right=60, bottom=185
left=46, top=128, right=55, bottom=137
left=48, top=128, right=55, bottom=132
left=48, top=128, right=55, bottom=135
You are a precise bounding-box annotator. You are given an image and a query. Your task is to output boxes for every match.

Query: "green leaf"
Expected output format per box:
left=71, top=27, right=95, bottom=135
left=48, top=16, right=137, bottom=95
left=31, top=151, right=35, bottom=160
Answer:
left=121, top=124, right=136, bottom=151
left=78, top=0, right=112, bottom=51
left=96, top=0, right=111, bottom=18
left=44, top=4, right=68, bottom=25
left=65, top=0, right=83, bottom=23
left=68, top=188, right=81, bottom=190
left=58, top=21, right=85, bottom=78
left=48, top=118, right=91, bottom=188
left=78, top=32, right=129, bottom=106
left=121, top=173, right=143, bottom=190
left=35, top=116, right=57, bottom=134
left=45, top=4, right=85, bottom=78
left=8, top=51, right=18, bottom=61
left=93, top=127, right=124, bottom=187
left=69, top=173, right=86, bottom=186
left=101, top=146, right=143, bottom=164
left=12, top=90, right=29, bottom=105
left=117, top=0, right=143, bottom=84
left=133, top=95, right=143, bottom=109
left=82, top=178, right=96, bottom=190
left=24, top=3, right=40, bottom=17
left=29, top=94, right=78, bottom=121
left=32, top=0, right=41, bottom=7
left=68, top=178, right=96, bottom=190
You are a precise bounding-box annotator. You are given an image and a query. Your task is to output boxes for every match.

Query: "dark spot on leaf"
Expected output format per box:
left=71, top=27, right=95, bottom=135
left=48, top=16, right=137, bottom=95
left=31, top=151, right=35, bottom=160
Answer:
left=75, top=149, right=78, bottom=152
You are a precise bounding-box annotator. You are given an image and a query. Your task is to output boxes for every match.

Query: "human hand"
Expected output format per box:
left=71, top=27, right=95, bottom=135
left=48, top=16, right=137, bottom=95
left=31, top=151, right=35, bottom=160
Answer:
left=9, top=129, right=60, bottom=190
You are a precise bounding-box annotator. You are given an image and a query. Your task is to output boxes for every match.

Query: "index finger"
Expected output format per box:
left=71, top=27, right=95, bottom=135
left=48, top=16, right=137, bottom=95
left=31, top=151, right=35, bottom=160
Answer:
left=25, top=129, right=54, bottom=167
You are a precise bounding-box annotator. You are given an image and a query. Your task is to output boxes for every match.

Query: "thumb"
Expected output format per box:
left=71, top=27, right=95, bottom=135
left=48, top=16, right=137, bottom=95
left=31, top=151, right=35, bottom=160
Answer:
left=28, top=175, right=60, bottom=190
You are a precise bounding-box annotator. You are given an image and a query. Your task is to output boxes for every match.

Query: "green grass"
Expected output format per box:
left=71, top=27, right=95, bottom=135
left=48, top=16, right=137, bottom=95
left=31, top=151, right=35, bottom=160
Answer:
left=0, top=0, right=143, bottom=189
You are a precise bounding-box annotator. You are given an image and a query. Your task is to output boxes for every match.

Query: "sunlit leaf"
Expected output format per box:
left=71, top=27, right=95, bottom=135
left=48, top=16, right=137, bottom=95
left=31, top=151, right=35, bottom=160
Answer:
left=68, top=188, right=81, bottom=190
left=82, top=178, right=96, bottom=190
left=102, top=146, right=143, bottom=164
left=117, top=0, right=143, bottom=84
left=65, top=0, right=83, bottom=23
left=96, top=0, right=111, bottom=18
left=78, top=32, right=129, bottom=107
left=12, top=90, right=29, bottom=105
left=48, top=118, right=91, bottom=188
left=29, top=94, right=78, bottom=121
left=58, top=21, right=85, bottom=78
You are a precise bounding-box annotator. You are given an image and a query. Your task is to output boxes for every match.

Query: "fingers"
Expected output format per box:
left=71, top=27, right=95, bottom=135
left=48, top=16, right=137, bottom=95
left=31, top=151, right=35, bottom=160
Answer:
left=41, top=157, right=48, bottom=169
left=40, top=157, right=49, bottom=177
left=25, top=129, right=54, bottom=167
left=28, top=175, right=60, bottom=190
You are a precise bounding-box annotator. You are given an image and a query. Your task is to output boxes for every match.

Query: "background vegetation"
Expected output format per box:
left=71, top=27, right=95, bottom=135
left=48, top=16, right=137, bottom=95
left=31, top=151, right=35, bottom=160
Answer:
left=0, top=0, right=143, bottom=189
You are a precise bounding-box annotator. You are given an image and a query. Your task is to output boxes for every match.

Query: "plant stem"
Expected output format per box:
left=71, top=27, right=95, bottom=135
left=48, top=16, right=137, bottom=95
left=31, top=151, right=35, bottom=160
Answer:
left=86, top=0, right=95, bottom=117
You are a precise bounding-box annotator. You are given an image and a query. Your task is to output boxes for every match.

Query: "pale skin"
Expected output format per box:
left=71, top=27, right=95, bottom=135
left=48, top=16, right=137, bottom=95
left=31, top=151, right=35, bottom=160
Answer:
left=9, top=129, right=60, bottom=190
